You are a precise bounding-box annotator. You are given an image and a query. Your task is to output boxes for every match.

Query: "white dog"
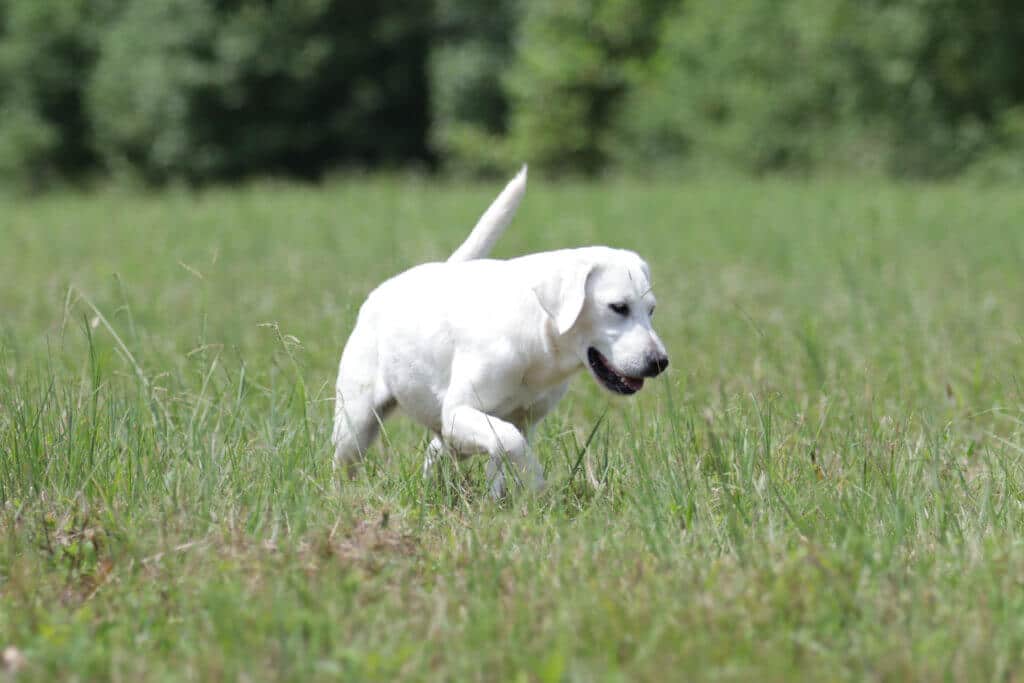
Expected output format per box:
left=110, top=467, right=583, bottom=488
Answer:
left=332, top=166, right=669, bottom=497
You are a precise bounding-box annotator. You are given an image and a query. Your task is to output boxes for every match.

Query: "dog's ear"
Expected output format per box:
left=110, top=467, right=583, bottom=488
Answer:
left=533, top=261, right=596, bottom=335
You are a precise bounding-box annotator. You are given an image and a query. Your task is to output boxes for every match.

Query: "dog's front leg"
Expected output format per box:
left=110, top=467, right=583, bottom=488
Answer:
left=442, top=405, right=545, bottom=499
left=422, top=435, right=446, bottom=480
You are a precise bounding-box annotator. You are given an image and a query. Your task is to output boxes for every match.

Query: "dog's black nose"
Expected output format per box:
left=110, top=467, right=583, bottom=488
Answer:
left=643, top=355, right=670, bottom=377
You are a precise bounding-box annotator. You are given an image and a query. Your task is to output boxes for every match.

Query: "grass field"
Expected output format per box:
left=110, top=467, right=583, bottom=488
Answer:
left=2, top=176, right=1024, bottom=681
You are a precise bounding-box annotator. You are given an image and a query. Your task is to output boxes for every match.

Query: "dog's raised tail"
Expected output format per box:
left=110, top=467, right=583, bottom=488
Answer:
left=447, top=165, right=527, bottom=263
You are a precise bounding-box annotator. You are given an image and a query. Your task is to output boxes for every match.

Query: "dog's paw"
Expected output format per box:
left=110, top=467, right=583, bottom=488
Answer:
left=489, top=474, right=508, bottom=501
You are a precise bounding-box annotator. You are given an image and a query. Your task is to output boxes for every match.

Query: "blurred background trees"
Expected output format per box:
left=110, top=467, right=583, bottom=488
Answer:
left=1, top=0, right=1022, bottom=188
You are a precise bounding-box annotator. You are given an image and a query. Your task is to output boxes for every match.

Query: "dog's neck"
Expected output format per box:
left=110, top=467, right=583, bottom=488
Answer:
left=523, top=317, right=585, bottom=389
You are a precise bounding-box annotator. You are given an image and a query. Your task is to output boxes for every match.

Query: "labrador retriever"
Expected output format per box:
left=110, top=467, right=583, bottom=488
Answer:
left=332, top=166, right=669, bottom=497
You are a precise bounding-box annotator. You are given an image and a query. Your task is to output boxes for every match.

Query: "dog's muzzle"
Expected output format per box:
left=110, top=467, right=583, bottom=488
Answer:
left=587, top=348, right=646, bottom=395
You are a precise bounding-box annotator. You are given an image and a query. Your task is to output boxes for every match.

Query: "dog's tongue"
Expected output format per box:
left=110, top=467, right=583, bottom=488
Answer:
left=622, top=376, right=644, bottom=392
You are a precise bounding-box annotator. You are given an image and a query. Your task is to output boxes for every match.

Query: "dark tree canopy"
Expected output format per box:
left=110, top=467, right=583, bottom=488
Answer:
left=1, top=0, right=1022, bottom=188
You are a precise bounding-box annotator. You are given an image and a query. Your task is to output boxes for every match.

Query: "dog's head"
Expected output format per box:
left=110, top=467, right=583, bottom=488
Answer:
left=534, top=248, right=669, bottom=395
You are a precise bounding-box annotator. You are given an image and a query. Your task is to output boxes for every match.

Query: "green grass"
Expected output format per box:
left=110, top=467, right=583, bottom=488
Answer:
left=3, top=176, right=1024, bottom=681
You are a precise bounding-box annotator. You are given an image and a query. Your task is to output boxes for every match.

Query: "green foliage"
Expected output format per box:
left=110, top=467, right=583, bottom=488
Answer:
left=0, top=0, right=1022, bottom=184
left=614, top=0, right=1024, bottom=176
left=88, top=0, right=432, bottom=183
left=615, top=0, right=850, bottom=173
left=447, top=0, right=1024, bottom=178
left=504, top=0, right=670, bottom=175
left=0, top=0, right=432, bottom=188
left=0, top=0, right=115, bottom=188
left=429, top=0, right=519, bottom=175
left=865, top=0, right=1024, bottom=177
left=86, top=0, right=219, bottom=183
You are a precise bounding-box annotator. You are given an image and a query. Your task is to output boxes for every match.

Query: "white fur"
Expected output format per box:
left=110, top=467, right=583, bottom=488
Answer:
left=332, top=166, right=669, bottom=497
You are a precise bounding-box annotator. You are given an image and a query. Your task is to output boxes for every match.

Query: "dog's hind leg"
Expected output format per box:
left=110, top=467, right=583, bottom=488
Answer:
left=332, top=322, right=394, bottom=478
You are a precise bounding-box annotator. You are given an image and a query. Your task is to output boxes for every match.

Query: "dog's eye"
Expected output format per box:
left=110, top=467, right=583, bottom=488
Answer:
left=609, top=303, right=630, bottom=316
left=649, top=306, right=655, bottom=318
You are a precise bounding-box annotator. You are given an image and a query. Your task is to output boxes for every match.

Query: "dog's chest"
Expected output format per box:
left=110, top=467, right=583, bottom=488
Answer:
left=497, top=382, right=570, bottom=428
left=493, top=359, right=577, bottom=424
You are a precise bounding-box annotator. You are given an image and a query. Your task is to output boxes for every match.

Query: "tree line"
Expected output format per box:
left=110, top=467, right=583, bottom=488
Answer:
left=2, top=0, right=1022, bottom=188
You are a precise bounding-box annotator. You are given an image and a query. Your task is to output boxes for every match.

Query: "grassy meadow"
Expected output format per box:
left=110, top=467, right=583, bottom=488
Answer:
left=2, top=176, right=1024, bottom=681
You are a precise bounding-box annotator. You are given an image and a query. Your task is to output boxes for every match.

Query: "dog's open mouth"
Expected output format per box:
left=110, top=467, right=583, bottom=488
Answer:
left=587, top=348, right=644, bottom=395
